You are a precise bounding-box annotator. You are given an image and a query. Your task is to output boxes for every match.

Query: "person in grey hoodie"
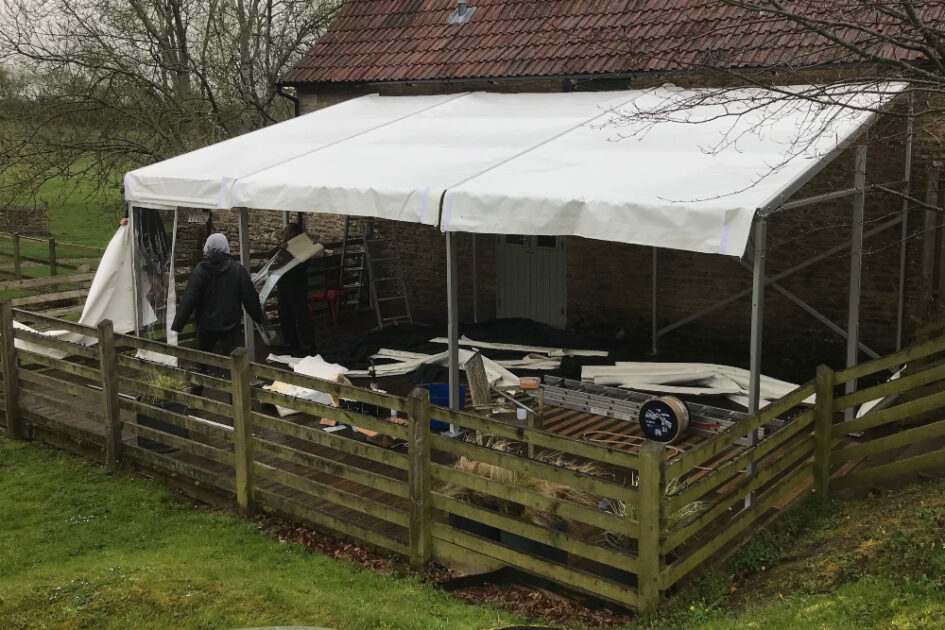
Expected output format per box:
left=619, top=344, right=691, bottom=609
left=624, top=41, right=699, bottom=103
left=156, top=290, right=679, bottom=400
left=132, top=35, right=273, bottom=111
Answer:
left=171, top=233, right=265, bottom=356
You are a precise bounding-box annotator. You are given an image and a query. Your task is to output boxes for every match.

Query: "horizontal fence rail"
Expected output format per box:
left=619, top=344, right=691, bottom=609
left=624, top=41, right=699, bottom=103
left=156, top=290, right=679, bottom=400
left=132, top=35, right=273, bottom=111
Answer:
left=5, top=297, right=945, bottom=612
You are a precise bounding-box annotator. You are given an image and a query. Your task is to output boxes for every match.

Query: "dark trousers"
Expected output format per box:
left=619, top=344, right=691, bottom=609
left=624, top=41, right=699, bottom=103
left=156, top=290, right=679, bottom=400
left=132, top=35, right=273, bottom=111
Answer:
left=193, top=327, right=242, bottom=398
left=278, top=282, right=315, bottom=350
left=196, top=327, right=243, bottom=357
left=195, top=327, right=243, bottom=377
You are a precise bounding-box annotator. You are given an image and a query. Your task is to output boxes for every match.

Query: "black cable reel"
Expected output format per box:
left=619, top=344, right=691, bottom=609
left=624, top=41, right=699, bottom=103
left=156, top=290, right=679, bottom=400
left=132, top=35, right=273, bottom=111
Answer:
left=638, top=395, right=690, bottom=443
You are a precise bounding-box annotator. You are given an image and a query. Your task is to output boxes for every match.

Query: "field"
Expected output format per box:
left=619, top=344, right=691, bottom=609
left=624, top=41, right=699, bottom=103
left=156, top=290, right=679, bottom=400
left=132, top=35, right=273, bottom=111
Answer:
left=6, top=173, right=122, bottom=248
left=3, top=434, right=945, bottom=630
left=0, top=175, right=119, bottom=291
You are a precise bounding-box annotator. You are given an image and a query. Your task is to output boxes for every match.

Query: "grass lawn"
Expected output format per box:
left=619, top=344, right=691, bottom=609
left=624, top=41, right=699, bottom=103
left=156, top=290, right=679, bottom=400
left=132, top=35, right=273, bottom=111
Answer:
left=4, top=433, right=945, bottom=630
left=8, top=174, right=122, bottom=248
left=641, top=482, right=945, bottom=630
left=0, top=437, right=519, bottom=630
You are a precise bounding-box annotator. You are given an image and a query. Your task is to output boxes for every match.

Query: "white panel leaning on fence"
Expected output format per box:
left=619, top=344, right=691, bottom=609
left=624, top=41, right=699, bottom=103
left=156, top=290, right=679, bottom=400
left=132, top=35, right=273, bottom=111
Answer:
left=12, top=225, right=153, bottom=358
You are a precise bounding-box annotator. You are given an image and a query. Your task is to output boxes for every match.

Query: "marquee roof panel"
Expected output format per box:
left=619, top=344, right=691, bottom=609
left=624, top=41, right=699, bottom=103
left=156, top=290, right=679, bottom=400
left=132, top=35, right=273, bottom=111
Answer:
left=124, top=84, right=902, bottom=256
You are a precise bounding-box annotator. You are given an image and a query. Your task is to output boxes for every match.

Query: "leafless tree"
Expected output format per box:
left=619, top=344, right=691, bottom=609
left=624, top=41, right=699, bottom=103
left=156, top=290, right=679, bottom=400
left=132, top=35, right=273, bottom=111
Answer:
left=0, top=0, right=341, bottom=204
left=594, top=1, right=945, bottom=212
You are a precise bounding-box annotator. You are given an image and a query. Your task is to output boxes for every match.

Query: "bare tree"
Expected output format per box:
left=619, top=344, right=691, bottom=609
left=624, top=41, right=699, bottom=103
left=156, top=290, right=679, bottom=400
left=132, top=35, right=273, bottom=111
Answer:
left=588, top=1, right=945, bottom=213
left=0, top=0, right=341, bottom=204
left=617, top=3, right=945, bottom=127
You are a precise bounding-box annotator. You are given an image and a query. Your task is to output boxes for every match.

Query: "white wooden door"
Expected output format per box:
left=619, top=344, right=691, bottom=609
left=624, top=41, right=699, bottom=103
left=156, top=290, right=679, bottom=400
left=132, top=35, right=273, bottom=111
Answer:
left=496, top=235, right=567, bottom=328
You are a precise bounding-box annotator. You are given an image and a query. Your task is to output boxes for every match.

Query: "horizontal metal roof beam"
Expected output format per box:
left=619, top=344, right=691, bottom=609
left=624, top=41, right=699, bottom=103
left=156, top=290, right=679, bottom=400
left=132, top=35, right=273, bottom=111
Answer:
left=763, top=179, right=907, bottom=215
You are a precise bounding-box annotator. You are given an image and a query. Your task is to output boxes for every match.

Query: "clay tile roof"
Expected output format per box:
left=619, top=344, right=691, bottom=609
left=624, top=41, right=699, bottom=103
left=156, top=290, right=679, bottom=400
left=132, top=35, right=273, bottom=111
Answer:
left=282, top=0, right=945, bottom=85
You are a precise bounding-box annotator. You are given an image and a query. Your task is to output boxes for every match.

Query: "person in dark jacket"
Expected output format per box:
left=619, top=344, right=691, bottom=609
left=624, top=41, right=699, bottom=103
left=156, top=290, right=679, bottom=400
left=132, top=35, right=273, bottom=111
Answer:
left=273, top=223, right=316, bottom=355
left=171, top=233, right=265, bottom=357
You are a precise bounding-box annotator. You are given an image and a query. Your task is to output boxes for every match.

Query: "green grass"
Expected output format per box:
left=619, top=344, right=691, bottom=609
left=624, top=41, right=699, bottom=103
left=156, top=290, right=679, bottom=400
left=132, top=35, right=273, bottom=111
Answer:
left=0, top=436, right=519, bottom=630
left=8, top=174, right=122, bottom=248
left=637, top=485, right=945, bottom=630
left=0, top=174, right=113, bottom=292
left=5, top=432, right=945, bottom=630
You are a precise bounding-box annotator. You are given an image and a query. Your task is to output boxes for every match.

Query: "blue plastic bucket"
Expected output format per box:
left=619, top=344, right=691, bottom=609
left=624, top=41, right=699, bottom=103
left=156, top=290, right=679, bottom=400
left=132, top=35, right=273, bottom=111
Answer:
left=420, top=381, right=465, bottom=431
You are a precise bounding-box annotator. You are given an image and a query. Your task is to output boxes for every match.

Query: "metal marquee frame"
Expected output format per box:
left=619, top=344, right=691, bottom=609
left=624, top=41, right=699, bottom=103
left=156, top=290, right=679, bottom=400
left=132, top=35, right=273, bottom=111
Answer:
left=439, top=103, right=914, bottom=419
left=647, top=107, right=914, bottom=415
left=125, top=97, right=914, bottom=424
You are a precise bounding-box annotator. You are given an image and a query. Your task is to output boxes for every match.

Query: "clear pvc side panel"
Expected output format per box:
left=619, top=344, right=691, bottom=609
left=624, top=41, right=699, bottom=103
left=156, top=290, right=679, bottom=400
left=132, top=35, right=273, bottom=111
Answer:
left=131, top=207, right=176, bottom=344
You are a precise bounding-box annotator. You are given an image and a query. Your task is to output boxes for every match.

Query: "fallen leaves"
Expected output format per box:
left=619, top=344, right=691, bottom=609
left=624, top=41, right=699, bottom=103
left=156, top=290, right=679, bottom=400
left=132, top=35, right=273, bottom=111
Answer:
left=255, top=515, right=632, bottom=627
left=258, top=517, right=391, bottom=571
left=451, top=583, right=631, bottom=628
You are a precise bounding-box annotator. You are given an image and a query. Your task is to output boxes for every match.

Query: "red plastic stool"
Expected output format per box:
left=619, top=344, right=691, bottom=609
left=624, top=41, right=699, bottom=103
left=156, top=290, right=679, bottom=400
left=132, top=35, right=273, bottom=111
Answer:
left=310, top=289, right=340, bottom=326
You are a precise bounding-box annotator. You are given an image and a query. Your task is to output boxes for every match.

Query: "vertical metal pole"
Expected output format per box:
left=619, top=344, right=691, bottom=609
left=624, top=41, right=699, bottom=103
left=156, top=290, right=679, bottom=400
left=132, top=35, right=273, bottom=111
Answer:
left=748, top=217, right=766, bottom=415
left=846, top=142, right=868, bottom=409
left=446, top=233, right=460, bottom=406
left=651, top=247, right=659, bottom=355
left=281, top=211, right=289, bottom=228
left=128, top=203, right=141, bottom=336
left=238, top=207, right=256, bottom=360
left=472, top=233, right=479, bottom=323
left=897, top=101, right=913, bottom=351
left=166, top=209, right=180, bottom=348
left=446, top=232, right=461, bottom=435
left=746, top=215, right=766, bottom=510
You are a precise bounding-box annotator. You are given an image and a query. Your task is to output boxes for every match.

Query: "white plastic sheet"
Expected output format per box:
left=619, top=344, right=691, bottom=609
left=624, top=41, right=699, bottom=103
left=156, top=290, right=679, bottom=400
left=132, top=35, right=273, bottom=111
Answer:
left=264, top=355, right=349, bottom=417
left=252, top=233, right=324, bottom=307
left=428, top=336, right=608, bottom=357
left=582, top=361, right=814, bottom=408
left=16, top=226, right=154, bottom=358
left=79, top=225, right=154, bottom=336
left=124, top=85, right=902, bottom=256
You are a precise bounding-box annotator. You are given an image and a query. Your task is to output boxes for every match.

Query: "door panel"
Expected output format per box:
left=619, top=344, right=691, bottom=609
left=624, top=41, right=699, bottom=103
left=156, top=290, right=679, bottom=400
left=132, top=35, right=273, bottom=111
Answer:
left=496, top=235, right=566, bottom=328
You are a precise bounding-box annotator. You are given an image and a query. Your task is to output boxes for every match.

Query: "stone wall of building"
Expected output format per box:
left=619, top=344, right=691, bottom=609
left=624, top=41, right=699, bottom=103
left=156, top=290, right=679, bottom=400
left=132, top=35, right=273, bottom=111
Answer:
left=171, top=207, right=340, bottom=271
left=0, top=203, right=50, bottom=235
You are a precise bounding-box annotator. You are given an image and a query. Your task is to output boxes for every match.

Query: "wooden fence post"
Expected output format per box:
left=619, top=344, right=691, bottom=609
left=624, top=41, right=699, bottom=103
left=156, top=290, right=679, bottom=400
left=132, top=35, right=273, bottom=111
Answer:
left=407, top=387, right=432, bottom=569
left=638, top=440, right=666, bottom=612
left=48, top=238, right=57, bottom=276
left=0, top=300, right=23, bottom=439
left=12, top=233, right=21, bottom=280
left=231, top=347, right=256, bottom=515
left=97, top=320, right=121, bottom=470
left=813, top=364, right=836, bottom=497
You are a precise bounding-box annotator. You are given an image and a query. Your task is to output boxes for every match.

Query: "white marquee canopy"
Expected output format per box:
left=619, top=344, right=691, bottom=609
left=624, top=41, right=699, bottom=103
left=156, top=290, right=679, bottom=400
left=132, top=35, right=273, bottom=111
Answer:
left=124, top=84, right=901, bottom=258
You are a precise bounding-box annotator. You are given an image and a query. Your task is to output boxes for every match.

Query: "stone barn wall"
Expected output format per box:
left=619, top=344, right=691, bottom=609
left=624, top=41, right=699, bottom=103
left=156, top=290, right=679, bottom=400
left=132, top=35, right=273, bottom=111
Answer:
left=0, top=203, right=50, bottom=235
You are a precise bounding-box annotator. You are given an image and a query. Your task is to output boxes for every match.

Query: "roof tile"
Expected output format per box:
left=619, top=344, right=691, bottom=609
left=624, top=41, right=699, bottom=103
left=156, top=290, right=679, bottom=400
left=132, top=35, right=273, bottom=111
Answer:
left=282, top=0, right=943, bottom=84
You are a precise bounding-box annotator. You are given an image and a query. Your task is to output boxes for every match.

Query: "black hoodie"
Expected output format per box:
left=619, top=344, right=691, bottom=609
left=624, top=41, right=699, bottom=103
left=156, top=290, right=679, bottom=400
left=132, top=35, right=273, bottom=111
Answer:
left=171, top=254, right=265, bottom=333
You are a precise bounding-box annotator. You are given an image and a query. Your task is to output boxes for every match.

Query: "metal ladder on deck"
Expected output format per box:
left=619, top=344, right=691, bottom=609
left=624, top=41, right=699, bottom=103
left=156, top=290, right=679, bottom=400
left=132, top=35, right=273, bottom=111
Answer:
left=339, top=217, right=413, bottom=328
left=536, top=376, right=780, bottom=446
left=339, top=217, right=368, bottom=312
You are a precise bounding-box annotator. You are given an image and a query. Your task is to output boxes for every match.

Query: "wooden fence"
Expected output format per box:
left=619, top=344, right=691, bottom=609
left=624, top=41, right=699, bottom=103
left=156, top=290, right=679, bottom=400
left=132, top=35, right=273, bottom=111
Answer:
left=0, top=232, right=104, bottom=318
left=3, top=303, right=945, bottom=612
left=0, top=232, right=104, bottom=279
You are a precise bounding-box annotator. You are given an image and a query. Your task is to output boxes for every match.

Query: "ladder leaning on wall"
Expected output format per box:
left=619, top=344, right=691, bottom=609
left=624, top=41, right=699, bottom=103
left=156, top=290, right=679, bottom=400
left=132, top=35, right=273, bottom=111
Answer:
left=339, top=217, right=412, bottom=329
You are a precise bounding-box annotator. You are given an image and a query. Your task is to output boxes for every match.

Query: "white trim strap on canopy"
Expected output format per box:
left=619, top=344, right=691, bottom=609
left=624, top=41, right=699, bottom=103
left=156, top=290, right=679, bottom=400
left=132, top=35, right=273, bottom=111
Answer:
left=124, top=84, right=902, bottom=257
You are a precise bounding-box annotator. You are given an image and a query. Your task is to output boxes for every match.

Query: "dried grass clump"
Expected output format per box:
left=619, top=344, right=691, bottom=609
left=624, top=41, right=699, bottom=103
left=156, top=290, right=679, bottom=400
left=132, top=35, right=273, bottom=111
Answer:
left=603, top=477, right=707, bottom=550
left=141, top=368, right=189, bottom=403
left=443, top=437, right=604, bottom=529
